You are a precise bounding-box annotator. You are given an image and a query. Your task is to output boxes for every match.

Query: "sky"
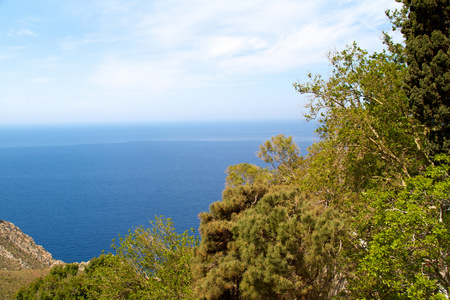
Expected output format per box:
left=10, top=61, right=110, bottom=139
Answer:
left=0, top=0, right=402, bottom=125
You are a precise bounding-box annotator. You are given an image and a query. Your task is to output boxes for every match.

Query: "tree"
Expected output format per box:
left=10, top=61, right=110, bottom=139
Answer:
left=292, top=19, right=449, bottom=298
left=193, top=184, right=269, bottom=299
left=344, top=155, right=450, bottom=299
left=225, top=134, right=305, bottom=189
left=193, top=135, right=348, bottom=299
left=193, top=184, right=347, bottom=300
left=16, top=216, right=198, bottom=300
left=294, top=43, right=428, bottom=206
left=225, top=163, right=272, bottom=188
left=257, top=134, right=305, bottom=185
left=234, top=189, right=346, bottom=300
left=111, top=216, right=198, bottom=299
left=395, top=0, right=450, bottom=157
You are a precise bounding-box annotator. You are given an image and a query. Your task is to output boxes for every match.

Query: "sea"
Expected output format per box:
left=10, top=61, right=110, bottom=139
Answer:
left=0, top=120, right=316, bottom=263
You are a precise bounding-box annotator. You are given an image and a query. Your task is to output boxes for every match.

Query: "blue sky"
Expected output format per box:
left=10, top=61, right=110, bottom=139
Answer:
left=0, top=0, right=401, bottom=124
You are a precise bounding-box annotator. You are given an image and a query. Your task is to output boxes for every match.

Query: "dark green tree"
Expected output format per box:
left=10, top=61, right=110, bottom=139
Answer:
left=193, top=184, right=347, bottom=300
left=396, top=0, right=450, bottom=157
left=234, top=189, right=347, bottom=300
left=193, top=184, right=269, bottom=299
left=193, top=135, right=348, bottom=299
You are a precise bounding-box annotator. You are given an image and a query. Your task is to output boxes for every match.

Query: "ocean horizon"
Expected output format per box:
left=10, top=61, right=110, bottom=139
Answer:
left=0, top=120, right=317, bottom=262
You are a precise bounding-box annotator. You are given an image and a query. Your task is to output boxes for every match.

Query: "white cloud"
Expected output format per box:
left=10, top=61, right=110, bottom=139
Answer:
left=202, top=36, right=268, bottom=58
left=83, top=0, right=401, bottom=92
left=0, top=0, right=404, bottom=123
left=91, top=55, right=210, bottom=92
left=7, top=28, right=38, bottom=37
left=59, top=36, right=79, bottom=51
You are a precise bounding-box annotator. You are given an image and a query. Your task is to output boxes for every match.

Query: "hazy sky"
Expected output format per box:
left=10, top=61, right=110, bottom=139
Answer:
left=0, top=0, right=401, bottom=124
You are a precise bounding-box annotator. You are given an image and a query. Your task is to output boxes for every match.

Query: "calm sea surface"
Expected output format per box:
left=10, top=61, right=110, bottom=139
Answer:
left=0, top=120, right=316, bottom=262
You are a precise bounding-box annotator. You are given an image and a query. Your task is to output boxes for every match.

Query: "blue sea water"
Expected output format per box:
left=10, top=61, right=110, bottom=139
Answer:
left=0, top=120, right=316, bottom=263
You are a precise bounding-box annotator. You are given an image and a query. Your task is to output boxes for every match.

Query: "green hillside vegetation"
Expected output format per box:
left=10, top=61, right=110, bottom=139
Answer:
left=15, top=217, right=198, bottom=299
left=0, top=269, right=50, bottom=300
left=15, top=1, right=450, bottom=299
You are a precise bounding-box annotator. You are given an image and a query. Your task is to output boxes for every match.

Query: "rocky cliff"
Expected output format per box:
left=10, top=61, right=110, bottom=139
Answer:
left=0, top=220, right=63, bottom=270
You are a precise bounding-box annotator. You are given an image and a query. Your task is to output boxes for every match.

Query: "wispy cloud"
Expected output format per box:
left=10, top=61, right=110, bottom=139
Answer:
left=7, top=28, right=38, bottom=37
left=91, top=54, right=211, bottom=92
left=0, top=0, right=403, bottom=123
left=82, top=0, right=400, bottom=91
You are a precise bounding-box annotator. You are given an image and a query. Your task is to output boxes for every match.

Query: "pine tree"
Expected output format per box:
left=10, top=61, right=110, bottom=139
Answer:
left=192, top=185, right=269, bottom=299
left=235, top=189, right=346, bottom=300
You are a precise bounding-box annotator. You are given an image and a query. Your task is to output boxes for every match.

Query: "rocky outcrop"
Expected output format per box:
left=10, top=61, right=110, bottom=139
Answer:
left=0, top=220, right=64, bottom=270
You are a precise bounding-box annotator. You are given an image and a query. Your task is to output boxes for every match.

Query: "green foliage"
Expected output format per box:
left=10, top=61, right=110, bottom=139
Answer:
left=16, top=216, right=198, bottom=300
left=345, top=156, right=450, bottom=299
left=111, top=216, right=198, bottom=299
left=193, top=185, right=269, bottom=299
left=396, top=0, right=450, bottom=157
left=234, top=190, right=347, bottom=300
left=295, top=43, right=428, bottom=192
left=194, top=184, right=347, bottom=300
left=285, top=5, right=449, bottom=298
left=194, top=135, right=309, bottom=299
left=15, top=264, right=88, bottom=300
left=225, top=134, right=305, bottom=189
left=225, top=163, right=272, bottom=188
left=257, top=134, right=305, bottom=184
left=82, top=253, right=148, bottom=299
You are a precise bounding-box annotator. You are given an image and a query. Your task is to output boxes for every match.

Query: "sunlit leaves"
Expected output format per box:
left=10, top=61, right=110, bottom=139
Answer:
left=346, top=156, right=450, bottom=299
left=111, top=216, right=198, bottom=299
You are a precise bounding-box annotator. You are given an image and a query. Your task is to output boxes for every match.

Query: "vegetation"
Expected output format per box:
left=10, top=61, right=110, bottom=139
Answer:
left=0, top=269, right=50, bottom=300
left=392, top=0, right=450, bottom=157
left=16, top=217, right=198, bottom=299
left=14, top=0, right=450, bottom=299
left=345, top=156, right=450, bottom=299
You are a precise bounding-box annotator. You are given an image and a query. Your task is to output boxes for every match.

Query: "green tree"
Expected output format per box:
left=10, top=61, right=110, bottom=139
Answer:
left=193, top=184, right=347, bottom=300
left=193, top=184, right=269, bottom=299
left=193, top=134, right=306, bottom=299
left=83, top=253, right=144, bottom=299
left=225, top=163, right=272, bottom=188
left=225, top=134, right=305, bottom=189
left=291, top=16, right=449, bottom=298
left=16, top=216, right=198, bottom=300
left=234, top=189, right=346, bottom=300
left=193, top=135, right=348, bottom=299
left=257, top=134, right=305, bottom=185
left=294, top=43, right=428, bottom=207
left=110, top=216, right=198, bottom=299
left=345, top=155, right=450, bottom=299
left=395, top=0, right=450, bottom=157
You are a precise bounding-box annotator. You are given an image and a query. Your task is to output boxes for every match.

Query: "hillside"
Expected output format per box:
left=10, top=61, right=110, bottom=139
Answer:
left=0, top=220, right=64, bottom=299
left=0, top=220, right=63, bottom=271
